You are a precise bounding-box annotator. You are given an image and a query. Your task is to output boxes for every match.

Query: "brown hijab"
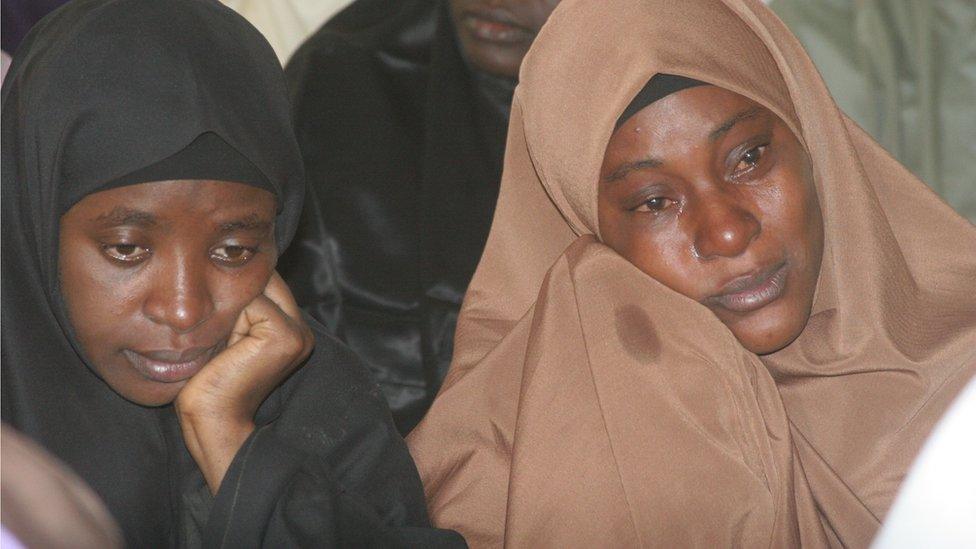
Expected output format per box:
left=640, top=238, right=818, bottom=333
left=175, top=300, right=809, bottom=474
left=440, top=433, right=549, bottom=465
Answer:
left=407, top=0, right=976, bottom=547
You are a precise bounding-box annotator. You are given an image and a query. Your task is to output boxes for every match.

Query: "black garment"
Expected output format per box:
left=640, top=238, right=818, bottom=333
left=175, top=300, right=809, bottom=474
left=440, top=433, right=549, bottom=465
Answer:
left=0, top=1, right=463, bottom=547
left=0, top=0, right=69, bottom=53
left=616, top=74, right=707, bottom=129
left=281, top=0, right=512, bottom=434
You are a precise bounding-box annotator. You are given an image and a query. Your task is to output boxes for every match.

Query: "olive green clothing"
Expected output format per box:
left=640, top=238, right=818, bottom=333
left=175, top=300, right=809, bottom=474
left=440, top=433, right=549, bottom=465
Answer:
left=770, top=0, right=976, bottom=221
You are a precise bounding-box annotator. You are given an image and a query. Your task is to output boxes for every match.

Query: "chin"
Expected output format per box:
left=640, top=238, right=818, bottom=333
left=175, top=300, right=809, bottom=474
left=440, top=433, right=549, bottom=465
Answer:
left=739, top=331, right=797, bottom=356
left=103, top=376, right=185, bottom=408
left=726, top=304, right=806, bottom=356
left=463, top=46, right=522, bottom=78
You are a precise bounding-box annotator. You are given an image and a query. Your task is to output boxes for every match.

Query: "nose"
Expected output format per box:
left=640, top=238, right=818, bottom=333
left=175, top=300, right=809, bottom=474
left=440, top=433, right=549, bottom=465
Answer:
left=691, top=192, right=761, bottom=260
left=142, top=252, right=214, bottom=334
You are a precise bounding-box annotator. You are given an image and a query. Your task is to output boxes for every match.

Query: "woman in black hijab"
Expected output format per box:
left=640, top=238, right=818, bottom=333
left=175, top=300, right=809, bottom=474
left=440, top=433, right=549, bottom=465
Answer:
left=0, top=0, right=463, bottom=546
left=281, top=0, right=560, bottom=434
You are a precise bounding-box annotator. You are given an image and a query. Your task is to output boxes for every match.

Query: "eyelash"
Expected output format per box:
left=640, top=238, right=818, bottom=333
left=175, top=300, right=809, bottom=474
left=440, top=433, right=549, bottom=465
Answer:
left=210, top=245, right=258, bottom=266
left=634, top=196, right=676, bottom=214
left=629, top=140, right=772, bottom=215
left=99, top=244, right=259, bottom=266
left=729, top=143, right=770, bottom=180
left=101, top=243, right=150, bottom=263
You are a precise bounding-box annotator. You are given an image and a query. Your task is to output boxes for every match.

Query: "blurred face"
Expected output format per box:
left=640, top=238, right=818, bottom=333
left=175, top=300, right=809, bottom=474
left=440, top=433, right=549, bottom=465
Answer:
left=449, top=0, right=560, bottom=78
left=598, top=85, right=824, bottom=355
left=59, top=180, right=277, bottom=406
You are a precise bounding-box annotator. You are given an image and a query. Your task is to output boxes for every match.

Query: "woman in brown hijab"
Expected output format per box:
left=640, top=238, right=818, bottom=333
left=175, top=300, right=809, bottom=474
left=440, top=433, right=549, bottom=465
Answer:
left=406, top=0, right=976, bottom=546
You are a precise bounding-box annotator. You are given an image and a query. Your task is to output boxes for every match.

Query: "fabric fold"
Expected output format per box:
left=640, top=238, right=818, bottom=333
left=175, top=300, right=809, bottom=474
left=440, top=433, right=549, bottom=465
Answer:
left=412, top=237, right=827, bottom=547
left=410, top=0, right=975, bottom=546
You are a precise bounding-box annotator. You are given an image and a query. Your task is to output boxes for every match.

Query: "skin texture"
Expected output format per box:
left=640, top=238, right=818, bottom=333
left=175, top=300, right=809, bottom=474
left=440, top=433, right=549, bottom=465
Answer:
left=59, top=179, right=313, bottom=491
left=598, top=86, right=824, bottom=355
left=449, top=0, right=560, bottom=78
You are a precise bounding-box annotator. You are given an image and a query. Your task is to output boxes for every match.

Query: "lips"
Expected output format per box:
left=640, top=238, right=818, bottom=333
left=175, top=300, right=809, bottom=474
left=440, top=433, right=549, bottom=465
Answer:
left=123, top=345, right=219, bottom=384
left=461, top=9, right=534, bottom=44
left=706, top=261, right=789, bottom=314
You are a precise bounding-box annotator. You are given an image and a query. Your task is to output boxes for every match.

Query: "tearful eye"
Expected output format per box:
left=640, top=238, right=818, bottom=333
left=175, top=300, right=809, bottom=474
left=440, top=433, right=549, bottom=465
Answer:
left=102, top=243, right=150, bottom=263
left=636, top=196, right=674, bottom=213
left=211, top=245, right=256, bottom=265
left=732, top=144, right=768, bottom=176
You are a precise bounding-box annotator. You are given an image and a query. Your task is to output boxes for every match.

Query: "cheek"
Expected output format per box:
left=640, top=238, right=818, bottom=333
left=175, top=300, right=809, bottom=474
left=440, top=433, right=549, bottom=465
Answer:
left=209, top=258, right=275, bottom=324
left=758, top=162, right=823, bottom=268
left=799, top=169, right=824, bottom=257
left=59, top=243, right=142, bottom=357
left=632, top=236, right=702, bottom=298
left=606, top=215, right=706, bottom=301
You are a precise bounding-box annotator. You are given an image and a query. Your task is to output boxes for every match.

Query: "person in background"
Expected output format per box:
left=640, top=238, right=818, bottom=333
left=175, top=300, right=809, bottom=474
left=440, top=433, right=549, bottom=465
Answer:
left=0, top=0, right=70, bottom=53
left=871, top=377, right=976, bottom=548
left=768, top=0, right=976, bottom=222
left=2, top=425, right=123, bottom=549
left=281, top=0, right=560, bottom=434
left=1, top=51, right=10, bottom=83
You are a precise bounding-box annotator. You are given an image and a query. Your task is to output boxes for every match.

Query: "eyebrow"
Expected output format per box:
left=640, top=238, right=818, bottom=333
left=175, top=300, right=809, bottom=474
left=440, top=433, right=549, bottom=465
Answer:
left=217, top=213, right=272, bottom=234
left=708, top=106, right=764, bottom=142
left=604, top=157, right=663, bottom=183
left=603, top=106, right=767, bottom=184
left=94, top=207, right=156, bottom=227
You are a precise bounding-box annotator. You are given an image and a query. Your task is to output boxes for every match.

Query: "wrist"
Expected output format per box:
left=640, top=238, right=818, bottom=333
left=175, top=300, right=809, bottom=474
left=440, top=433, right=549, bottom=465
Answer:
left=176, top=403, right=255, bottom=494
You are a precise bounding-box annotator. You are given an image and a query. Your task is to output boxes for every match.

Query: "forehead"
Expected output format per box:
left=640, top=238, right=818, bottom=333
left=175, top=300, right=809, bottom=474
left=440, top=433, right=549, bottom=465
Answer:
left=600, top=86, right=779, bottom=177
left=616, top=86, right=761, bottom=144
left=68, top=179, right=276, bottom=222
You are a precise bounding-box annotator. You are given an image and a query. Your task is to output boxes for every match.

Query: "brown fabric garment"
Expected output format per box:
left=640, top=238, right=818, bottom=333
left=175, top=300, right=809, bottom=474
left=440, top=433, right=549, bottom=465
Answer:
left=1, top=425, right=123, bottom=549
left=407, top=0, right=976, bottom=547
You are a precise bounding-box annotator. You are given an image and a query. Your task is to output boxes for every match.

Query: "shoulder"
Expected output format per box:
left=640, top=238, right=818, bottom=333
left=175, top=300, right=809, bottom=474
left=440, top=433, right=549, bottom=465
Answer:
left=267, top=315, right=431, bottom=525
left=283, top=314, right=391, bottom=424
left=262, top=313, right=408, bottom=478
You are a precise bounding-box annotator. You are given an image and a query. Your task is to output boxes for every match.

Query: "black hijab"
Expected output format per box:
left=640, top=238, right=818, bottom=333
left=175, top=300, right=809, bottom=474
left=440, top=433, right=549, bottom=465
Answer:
left=615, top=73, right=706, bottom=129
left=2, top=1, right=458, bottom=546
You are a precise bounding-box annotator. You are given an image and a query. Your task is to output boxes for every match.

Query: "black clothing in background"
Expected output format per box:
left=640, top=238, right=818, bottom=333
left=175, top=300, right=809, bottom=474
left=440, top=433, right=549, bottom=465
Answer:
left=0, top=0, right=69, bottom=53
left=0, top=0, right=463, bottom=546
left=281, top=0, right=512, bottom=434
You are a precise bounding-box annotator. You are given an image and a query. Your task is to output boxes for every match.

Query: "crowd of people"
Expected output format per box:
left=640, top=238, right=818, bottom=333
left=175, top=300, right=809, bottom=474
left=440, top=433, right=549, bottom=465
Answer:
left=1, top=0, right=974, bottom=547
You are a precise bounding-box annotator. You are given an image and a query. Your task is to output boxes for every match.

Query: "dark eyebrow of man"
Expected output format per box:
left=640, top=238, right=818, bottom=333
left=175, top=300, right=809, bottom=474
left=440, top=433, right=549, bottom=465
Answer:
left=708, top=106, right=765, bottom=142
left=217, top=213, right=272, bottom=234
left=94, top=207, right=156, bottom=227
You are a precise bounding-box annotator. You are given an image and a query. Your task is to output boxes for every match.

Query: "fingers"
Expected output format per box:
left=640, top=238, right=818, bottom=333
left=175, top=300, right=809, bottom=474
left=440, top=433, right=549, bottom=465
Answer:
left=176, top=278, right=313, bottom=468
left=224, top=272, right=313, bottom=365
left=262, top=271, right=303, bottom=322
left=220, top=294, right=310, bottom=381
left=260, top=272, right=315, bottom=357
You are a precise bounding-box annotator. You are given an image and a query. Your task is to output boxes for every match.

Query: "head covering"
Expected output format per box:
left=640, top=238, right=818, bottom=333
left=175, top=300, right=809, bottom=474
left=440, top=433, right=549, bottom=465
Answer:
left=615, top=73, right=706, bottom=129
left=97, top=131, right=276, bottom=209
left=1, top=0, right=304, bottom=544
left=407, top=0, right=976, bottom=546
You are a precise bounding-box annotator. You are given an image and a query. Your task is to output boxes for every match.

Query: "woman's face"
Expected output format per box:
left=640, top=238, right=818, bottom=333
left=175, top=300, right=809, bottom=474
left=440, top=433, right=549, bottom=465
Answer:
left=59, top=180, right=277, bottom=406
left=598, top=85, right=824, bottom=355
left=449, top=0, right=561, bottom=78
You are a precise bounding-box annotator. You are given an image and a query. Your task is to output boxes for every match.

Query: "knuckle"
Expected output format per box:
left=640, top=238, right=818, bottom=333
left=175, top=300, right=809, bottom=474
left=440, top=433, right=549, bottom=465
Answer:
left=282, top=330, right=303, bottom=353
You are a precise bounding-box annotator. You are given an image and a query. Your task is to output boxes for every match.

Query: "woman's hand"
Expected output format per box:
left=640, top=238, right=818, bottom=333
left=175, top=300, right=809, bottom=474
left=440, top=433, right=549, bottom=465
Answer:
left=175, top=272, right=314, bottom=493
